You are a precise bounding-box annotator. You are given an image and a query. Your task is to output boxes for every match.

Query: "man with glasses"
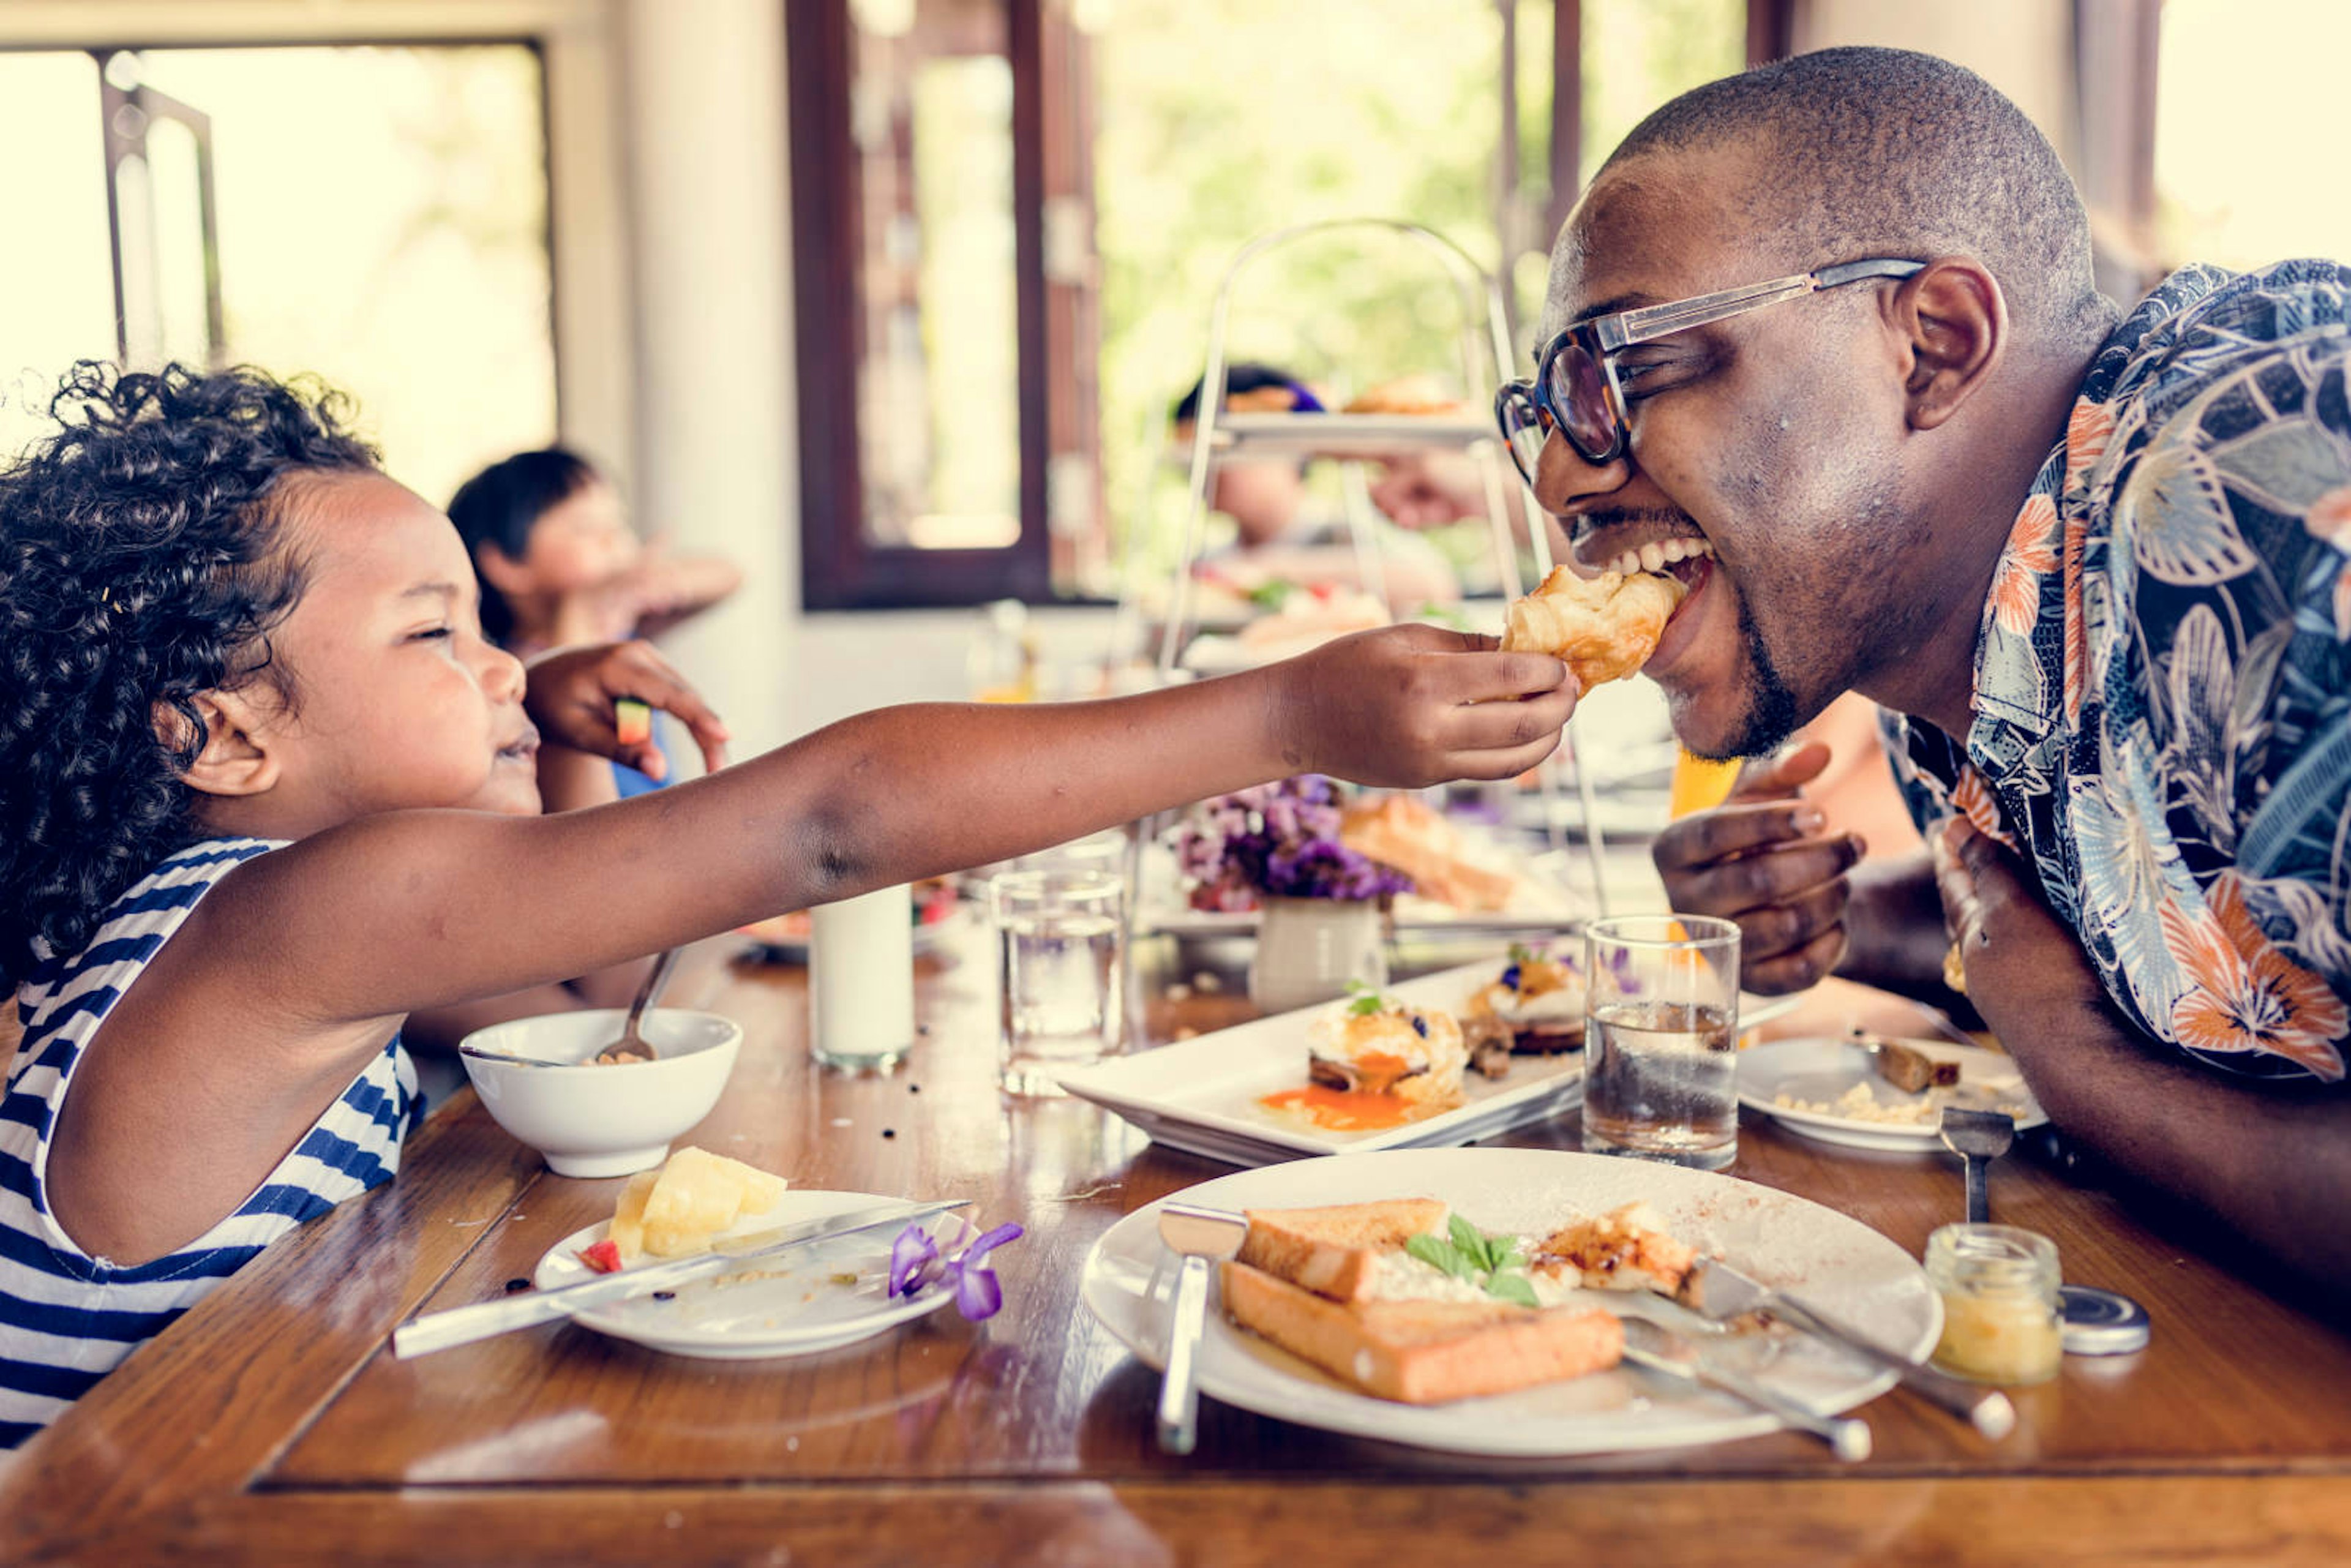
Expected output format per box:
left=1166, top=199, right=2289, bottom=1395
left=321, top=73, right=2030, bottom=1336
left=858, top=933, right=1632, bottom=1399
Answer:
left=1515, top=45, right=2349, bottom=1294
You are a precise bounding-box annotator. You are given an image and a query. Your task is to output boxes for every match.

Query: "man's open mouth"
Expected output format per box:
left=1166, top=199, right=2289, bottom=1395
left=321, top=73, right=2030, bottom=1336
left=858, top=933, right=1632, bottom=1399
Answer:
left=1594, top=534, right=1714, bottom=585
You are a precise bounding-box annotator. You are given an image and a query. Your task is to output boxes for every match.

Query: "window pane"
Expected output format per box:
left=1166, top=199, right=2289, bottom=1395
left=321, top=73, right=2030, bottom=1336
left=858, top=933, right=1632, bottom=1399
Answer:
left=0, top=53, right=115, bottom=462
left=1090, top=0, right=1740, bottom=589
left=2156, top=0, right=2351, bottom=271
left=129, top=45, right=557, bottom=508
left=853, top=1, right=1022, bottom=551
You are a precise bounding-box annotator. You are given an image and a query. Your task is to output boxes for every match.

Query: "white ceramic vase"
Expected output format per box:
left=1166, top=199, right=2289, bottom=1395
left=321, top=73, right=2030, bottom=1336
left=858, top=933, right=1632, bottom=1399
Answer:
left=1248, top=896, right=1387, bottom=1013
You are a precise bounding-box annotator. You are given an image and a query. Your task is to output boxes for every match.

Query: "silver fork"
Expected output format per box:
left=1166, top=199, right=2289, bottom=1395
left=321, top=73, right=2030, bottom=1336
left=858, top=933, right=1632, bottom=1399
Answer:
left=1939, top=1108, right=2015, bottom=1225
left=1617, top=1318, right=1871, bottom=1461
left=1687, top=1255, right=2015, bottom=1439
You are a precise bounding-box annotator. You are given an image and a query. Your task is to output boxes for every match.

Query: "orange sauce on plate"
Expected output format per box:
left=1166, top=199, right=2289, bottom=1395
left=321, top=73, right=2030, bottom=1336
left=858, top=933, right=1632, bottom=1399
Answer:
left=1258, top=1084, right=1419, bottom=1131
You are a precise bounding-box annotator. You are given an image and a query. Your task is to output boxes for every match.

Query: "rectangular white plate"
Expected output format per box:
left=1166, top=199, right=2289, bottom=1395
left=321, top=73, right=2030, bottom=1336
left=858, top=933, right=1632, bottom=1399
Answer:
left=1059, top=958, right=1801, bottom=1167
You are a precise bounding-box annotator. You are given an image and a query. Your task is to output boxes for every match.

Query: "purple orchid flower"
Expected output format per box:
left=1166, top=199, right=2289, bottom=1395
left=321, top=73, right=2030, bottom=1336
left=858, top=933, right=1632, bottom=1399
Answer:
left=887, top=1218, right=1026, bottom=1321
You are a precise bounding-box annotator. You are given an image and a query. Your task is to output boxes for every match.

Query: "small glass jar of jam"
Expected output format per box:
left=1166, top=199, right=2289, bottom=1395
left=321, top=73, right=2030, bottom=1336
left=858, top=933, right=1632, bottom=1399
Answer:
left=1925, top=1223, right=2064, bottom=1386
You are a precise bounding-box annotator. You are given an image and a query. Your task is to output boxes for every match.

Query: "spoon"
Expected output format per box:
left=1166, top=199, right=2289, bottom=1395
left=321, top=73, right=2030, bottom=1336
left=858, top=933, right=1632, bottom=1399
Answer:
left=1939, top=1108, right=2015, bottom=1224
left=594, top=948, right=681, bottom=1065
left=456, top=1043, right=582, bottom=1071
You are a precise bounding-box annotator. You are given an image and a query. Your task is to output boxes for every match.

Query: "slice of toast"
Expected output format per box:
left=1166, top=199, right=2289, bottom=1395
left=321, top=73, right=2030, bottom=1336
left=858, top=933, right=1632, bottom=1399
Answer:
left=1236, top=1199, right=1450, bottom=1303
left=1221, top=1259, right=1623, bottom=1405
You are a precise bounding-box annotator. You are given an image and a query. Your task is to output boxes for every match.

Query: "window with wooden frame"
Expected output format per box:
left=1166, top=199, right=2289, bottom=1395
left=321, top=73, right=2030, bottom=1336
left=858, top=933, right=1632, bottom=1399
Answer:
left=786, top=1, right=1775, bottom=612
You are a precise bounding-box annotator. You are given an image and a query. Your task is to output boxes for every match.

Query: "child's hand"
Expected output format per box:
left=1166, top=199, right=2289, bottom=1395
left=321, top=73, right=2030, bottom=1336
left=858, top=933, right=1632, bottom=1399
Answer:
left=1269, top=623, right=1575, bottom=787
left=523, top=640, right=730, bottom=781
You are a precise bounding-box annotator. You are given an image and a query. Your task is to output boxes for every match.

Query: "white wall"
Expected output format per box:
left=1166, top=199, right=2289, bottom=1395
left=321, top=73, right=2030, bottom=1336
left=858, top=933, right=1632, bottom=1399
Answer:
left=614, top=0, right=798, bottom=758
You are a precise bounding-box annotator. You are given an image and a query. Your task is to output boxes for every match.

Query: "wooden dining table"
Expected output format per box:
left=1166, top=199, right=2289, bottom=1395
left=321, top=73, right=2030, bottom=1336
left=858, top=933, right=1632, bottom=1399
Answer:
left=3, top=918, right=2347, bottom=1567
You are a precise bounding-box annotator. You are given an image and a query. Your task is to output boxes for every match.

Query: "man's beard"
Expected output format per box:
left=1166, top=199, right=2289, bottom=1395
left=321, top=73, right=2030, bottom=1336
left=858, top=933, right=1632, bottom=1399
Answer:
left=1690, top=591, right=1802, bottom=761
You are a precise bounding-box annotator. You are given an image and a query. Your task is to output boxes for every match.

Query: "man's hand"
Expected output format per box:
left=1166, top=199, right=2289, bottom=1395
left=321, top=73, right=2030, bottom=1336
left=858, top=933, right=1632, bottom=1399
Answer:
left=1271, top=623, right=1575, bottom=787
left=524, top=640, right=730, bottom=781
left=1651, top=741, right=1865, bottom=992
left=1930, top=817, right=2351, bottom=1299
left=1932, top=816, right=2112, bottom=1032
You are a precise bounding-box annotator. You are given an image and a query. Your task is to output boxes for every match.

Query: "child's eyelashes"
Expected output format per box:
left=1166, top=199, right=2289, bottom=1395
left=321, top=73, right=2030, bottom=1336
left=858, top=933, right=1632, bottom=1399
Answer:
left=407, top=626, right=454, bottom=643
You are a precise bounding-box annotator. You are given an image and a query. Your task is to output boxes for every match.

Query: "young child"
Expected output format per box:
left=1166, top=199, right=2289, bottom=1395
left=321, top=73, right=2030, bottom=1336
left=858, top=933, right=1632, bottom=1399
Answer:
left=446, top=445, right=743, bottom=658
left=0, top=363, right=1577, bottom=1446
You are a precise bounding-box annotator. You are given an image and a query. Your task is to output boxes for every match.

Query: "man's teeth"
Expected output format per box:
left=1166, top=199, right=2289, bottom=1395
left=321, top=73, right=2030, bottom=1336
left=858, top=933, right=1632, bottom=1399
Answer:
left=1603, top=538, right=1714, bottom=577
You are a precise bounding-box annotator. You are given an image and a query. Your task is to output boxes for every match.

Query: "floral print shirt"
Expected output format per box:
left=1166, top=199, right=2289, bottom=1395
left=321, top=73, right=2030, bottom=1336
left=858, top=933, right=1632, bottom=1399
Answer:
left=1883, top=261, right=2351, bottom=1084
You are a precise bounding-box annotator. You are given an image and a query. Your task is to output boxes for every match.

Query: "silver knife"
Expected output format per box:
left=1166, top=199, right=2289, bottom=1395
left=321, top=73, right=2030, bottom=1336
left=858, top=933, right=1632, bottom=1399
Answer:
left=391, top=1197, right=970, bottom=1359
left=1618, top=1322, right=1872, bottom=1462
left=1687, top=1255, right=2014, bottom=1440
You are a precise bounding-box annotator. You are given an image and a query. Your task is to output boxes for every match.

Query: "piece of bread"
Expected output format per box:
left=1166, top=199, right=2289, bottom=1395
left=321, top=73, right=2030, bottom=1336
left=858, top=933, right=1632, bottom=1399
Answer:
left=1529, top=1202, right=1699, bottom=1297
left=1339, top=794, right=1517, bottom=912
left=1343, top=374, right=1468, bottom=416
left=1236, top=1199, right=1451, bottom=1302
left=1502, top=567, right=1687, bottom=689
left=1221, top=1259, right=1624, bottom=1404
left=1224, top=384, right=1305, bottom=415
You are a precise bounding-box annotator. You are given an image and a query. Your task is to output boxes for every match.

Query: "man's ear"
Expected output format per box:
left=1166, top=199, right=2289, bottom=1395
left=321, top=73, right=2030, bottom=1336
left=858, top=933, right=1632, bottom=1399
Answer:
left=1894, top=257, right=2007, bottom=432
left=474, top=543, right=534, bottom=598
left=161, top=691, right=281, bottom=799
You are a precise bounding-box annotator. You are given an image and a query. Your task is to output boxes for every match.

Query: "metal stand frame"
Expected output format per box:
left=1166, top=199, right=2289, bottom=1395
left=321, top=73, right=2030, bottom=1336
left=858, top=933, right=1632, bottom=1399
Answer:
left=1138, top=217, right=1611, bottom=917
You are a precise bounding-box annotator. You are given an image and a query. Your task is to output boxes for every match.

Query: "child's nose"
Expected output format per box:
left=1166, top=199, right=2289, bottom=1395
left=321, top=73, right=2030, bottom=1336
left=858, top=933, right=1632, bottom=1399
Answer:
left=480, top=643, right=527, bottom=703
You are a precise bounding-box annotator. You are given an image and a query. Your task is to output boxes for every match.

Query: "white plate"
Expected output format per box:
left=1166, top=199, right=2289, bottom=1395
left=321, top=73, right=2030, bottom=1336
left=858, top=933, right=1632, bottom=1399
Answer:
left=1739, top=1037, right=2049, bottom=1152
left=531, top=1190, right=960, bottom=1360
left=1056, top=956, right=1802, bottom=1168
left=1079, top=1146, right=1937, bottom=1456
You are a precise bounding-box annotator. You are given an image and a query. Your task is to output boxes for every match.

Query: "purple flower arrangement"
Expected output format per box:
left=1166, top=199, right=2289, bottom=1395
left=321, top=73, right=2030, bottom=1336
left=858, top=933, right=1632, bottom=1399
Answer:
left=1170, top=776, right=1411, bottom=910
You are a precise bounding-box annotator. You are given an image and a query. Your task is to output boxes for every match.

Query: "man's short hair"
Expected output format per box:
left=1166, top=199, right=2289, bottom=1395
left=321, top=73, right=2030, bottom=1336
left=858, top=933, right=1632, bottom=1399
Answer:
left=1594, top=46, right=2114, bottom=343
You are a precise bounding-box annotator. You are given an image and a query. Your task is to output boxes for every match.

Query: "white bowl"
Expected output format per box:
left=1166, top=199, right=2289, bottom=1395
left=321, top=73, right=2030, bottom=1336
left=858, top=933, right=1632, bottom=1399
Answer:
left=457, top=1009, right=743, bottom=1177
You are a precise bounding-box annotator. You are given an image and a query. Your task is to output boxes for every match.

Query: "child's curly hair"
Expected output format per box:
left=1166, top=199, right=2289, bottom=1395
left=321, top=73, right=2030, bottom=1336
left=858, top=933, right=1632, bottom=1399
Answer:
left=0, top=361, right=379, bottom=986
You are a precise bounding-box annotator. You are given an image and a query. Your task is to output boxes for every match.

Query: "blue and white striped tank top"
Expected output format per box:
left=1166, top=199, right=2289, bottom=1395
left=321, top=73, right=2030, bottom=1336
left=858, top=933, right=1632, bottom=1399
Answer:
left=0, top=838, right=418, bottom=1448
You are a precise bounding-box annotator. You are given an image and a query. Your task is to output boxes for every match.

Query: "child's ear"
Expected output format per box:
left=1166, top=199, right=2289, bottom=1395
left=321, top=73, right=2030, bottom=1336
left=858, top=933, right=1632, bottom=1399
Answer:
left=159, top=692, right=281, bottom=798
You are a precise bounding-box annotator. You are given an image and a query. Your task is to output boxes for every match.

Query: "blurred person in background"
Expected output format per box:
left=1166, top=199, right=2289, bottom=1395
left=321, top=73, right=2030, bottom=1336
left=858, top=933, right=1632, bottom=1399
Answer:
left=449, top=446, right=741, bottom=800
left=1171, top=362, right=1460, bottom=609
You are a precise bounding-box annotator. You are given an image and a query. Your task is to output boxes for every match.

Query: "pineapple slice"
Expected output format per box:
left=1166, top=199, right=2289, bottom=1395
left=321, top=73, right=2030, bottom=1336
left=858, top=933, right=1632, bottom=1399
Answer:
left=608, top=1169, right=661, bottom=1262
left=626, top=1147, right=791, bottom=1261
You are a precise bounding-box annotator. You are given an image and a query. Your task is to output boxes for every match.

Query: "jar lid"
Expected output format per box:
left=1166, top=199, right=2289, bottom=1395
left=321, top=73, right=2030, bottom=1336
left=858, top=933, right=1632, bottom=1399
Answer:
left=2060, top=1285, right=2150, bottom=1354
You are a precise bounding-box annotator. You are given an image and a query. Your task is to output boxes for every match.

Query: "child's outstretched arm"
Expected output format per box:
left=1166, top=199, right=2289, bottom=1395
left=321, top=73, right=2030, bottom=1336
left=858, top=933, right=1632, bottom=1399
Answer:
left=54, top=626, right=1567, bottom=1259
left=234, top=623, right=1573, bottom=1018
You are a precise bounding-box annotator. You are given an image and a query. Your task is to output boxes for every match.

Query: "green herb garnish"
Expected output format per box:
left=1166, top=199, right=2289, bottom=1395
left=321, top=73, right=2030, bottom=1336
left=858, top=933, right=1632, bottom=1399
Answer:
left=1408, top=1218, right=1540, bottom=1305
left=1247, top=579, right=1297, bottom=610
left=1413, top=601, right=1470, bottom=631
left=1343, top=978, right=1388, bottom=1016
left=1507, top=942, right=1539, bottom=967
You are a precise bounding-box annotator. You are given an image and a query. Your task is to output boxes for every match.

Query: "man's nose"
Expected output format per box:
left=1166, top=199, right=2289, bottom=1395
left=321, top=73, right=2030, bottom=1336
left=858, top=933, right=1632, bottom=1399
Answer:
left=1532, top=427, right=1635, bottom=521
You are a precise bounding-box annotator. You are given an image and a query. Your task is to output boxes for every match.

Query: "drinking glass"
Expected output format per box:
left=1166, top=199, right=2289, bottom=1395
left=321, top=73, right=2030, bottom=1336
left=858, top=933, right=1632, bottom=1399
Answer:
left=1581, top=915, right=1742, bottom=1169
left=808, top=883, right=917, bottom=1071
left=989, top=868, right=1127, bottom=1095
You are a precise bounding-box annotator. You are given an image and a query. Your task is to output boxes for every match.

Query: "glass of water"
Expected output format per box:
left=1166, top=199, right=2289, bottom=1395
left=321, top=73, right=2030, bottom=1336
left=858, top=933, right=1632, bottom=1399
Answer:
left=989, top=868, right=1126, bottom=1095
left=1581, top=915, right=1742, bottom=1169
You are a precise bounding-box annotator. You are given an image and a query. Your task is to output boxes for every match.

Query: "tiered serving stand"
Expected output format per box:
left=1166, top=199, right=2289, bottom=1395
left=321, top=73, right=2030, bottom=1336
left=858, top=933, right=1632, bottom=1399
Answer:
left=1128, top=217, right=1614, bottom=922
